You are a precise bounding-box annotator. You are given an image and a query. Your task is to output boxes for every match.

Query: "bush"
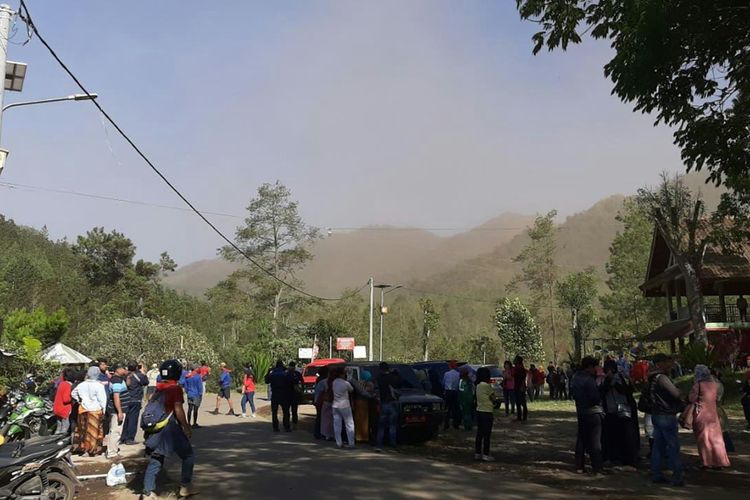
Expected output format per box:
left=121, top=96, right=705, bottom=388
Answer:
left=72, top=317, right=218, bottom=367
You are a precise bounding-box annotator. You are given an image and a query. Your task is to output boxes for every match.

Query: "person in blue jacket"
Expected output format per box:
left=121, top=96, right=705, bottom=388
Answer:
left=183, top=364, right=204, bottom=428
left=210, top=362, right=237, bottom=416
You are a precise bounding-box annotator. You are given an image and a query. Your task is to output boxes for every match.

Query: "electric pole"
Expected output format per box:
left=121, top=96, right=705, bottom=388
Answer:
left=0, top=3, right=14, bottom=145
left=368, top=277, right=374, bottom=361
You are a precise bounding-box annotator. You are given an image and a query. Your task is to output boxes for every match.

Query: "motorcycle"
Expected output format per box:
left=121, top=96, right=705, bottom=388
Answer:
left=0, top=435, right=79, bottom=500
left=0, top=392, right=56, bottom=444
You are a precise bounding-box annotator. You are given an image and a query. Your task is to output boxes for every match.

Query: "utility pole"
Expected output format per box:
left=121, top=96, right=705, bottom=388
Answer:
left=0, top=4, right=14, bottom=144
left=379, top=287, right=385, bottom=361
left=368, top=277, right=374, bottom=361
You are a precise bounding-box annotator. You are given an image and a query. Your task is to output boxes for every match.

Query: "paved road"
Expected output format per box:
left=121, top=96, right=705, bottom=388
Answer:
left=100, top=398, right=566, bottom=499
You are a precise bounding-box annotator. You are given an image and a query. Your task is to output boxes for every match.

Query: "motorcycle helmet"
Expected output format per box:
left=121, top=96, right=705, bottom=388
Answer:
left=160, top=359, right=183, bottom=381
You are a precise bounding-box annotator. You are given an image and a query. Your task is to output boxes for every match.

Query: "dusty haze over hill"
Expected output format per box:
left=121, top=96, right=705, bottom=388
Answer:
left=164, top=173, right=723, bottom=300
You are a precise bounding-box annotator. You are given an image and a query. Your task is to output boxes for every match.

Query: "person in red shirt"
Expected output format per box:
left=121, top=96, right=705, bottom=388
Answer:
left=241, top=365, right=256, bottom=418
left=53, top=368, right=75, bottom=435
left=142, top=360, right=197, bottom=499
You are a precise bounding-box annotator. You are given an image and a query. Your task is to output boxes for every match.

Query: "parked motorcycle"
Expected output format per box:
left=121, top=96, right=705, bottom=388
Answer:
left=0, top=391, right=56, bottom=444
left=0, top=435, right=78, bottom=500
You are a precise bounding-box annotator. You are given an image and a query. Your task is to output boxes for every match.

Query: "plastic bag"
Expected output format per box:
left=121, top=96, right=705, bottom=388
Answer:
left=106, top=463, right=127, bottom=487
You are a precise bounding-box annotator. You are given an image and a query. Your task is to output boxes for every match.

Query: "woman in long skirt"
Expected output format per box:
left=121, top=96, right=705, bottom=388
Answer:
left=71, top=367, right=107, bottom=456
left=690, top=365, right=730, bottom=469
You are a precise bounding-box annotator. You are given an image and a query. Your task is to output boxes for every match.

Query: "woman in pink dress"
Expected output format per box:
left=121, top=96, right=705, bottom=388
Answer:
left=689, top=365, right=730, bottom=469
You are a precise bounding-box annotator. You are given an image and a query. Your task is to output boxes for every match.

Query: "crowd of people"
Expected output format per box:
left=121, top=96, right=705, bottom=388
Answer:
left=570, top=352, right=740, bottom=487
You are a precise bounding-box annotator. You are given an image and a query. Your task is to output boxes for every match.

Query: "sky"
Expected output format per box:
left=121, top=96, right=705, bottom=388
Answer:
left=0, top=0, right=684, bottom=265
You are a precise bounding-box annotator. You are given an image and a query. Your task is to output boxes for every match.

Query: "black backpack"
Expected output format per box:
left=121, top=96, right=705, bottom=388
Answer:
left=140, top=391, right=172, bottom=433
left=637, top=374, right=659, bottom=414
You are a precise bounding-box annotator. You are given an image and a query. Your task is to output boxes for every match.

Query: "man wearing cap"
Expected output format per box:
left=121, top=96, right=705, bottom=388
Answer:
left=211, top=362, right=237, bottom=416
left=442, top=360, right=461, bottom=430
left=648, top=353, right=686, bottom=486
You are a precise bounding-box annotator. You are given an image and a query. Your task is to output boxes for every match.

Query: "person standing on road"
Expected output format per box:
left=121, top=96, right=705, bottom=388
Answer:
left=513, top=356, right=528, bottom=421
left=106, top=363, right=131, bottom=459
left=142, top=359, right=197, bottom=499
left=502, top=361, right=516, bottom=416
left=600, top=359, right=639, bottom=468
left=474, top=367, right=497, bottom=462
left=571, top=356, right=604, bottom=475
left=376, top=362, right=402, bottom=451
left=183, top=364, right=204, bottom=428
left=211, top=362, right=237, bottom=416
left=314, top=366, right=330, bottom=439
left=648, top=353, right=685, bottom=486
left=442, top=360, right=460, bottom=430
left=689, top=364, right=730, bottom=469
left=72, top=366, right=108, bottom=456
left=121, top=362, right=149, bottom=445
left=53, top=368, right=75, bottom=435
left=331, top=366, right=355, bottom=448
left=458, top=366, right=475, bottom=431
left=241, top=367, right=257, bottom=418
left=288, top=361, right=303, bottom=427
left=266, top=360, right=293, bottom=432
left=146, top=364, right=159, bottom=401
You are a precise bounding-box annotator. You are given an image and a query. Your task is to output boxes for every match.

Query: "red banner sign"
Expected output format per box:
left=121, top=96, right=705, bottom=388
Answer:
left=336, top=337, right=355, bottom=350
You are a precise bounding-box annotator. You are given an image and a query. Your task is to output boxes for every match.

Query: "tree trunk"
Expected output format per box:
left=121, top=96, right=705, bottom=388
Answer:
left=572, top=308, right=581, bottom=363
left=549, top=286, right=558, bottom=365
left=423, top=327, right=430, bottom=362
left=682, top=262, right=707, bottom=345
left=272, top=287, right=282, bottom=337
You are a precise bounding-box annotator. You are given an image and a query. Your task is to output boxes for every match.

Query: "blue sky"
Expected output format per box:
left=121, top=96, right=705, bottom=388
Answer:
left=0, top=0, right=683, bottom=265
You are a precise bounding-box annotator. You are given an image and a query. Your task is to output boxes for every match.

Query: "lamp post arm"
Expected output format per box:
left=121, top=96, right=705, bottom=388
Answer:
left=2, top=94, right=98, bottom=112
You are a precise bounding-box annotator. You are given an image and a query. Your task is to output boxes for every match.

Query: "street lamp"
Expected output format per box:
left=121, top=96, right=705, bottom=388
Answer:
left=374, top=284, right=402, bottom=361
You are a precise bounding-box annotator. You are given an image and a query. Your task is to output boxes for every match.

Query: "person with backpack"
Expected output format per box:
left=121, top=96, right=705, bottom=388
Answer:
left=645, top=353, right=685, bottom=486
left=121, top=362, right=149, bottom=445
left=141, top=359, right=197, bottom=499
left=210, top=362, right=237, bottom=416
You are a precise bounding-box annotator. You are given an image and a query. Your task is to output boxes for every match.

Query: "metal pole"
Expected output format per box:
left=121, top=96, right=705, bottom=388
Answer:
left=368, top=277, right=374, bottom=361
left=329, top=336, right=332, bottom=358
left=379, top=288, right=385, bottom=361
left=2, top=94, right=98, bottom=112
left=0, top=4, right=15, bottom=145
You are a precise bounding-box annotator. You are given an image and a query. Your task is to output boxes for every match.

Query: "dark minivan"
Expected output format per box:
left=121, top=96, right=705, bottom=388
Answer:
left=346, top=362, right=445, bottom=443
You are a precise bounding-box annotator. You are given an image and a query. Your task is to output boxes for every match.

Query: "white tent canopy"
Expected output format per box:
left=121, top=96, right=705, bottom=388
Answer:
left=41, top=343, right=91, bottom=365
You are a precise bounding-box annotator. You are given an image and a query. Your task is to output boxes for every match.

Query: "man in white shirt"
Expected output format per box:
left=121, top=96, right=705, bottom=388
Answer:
left=331, top=368, right=355, bottom=448
left=442, top=360, right=461, bottom=430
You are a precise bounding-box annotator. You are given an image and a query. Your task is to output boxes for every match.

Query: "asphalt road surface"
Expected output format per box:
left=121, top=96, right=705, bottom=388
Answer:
left=99, top=399, right=566, bottom=499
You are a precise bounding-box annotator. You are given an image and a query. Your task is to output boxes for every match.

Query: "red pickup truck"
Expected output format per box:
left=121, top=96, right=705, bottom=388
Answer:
left=301, top=358, right=345, bottom=404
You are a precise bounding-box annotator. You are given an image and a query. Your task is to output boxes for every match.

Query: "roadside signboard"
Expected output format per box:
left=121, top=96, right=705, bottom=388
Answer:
left=353, top=345, right=367, bottom=359
left=336, top=337, right=355, bottom=350
left=298, top=347, right=313, bottom=359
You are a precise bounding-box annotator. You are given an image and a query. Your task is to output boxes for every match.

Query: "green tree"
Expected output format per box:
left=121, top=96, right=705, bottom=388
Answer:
left=73, top=227, right=135, bottom=287
left=419, top=298, right=440, bottom=362
left=1, top=307, right=69, bottom=355
left=601, top=198, right=664, bottom=338
left=220, top=181, right=320, bottom=337
left=516, top=1, right=750, bottom=201
left=495, top=297, right=545, bottom=363
left=508, top=210, right=558, bottom=362
left=636, top=173, right=714, bottom=344
left=73, top=317, right=218, bottom=366
left=557, top=268, right=598, bottom=362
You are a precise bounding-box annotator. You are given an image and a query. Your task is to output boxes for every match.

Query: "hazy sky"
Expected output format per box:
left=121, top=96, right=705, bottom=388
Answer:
left=0, top=0, right=684, bottom=265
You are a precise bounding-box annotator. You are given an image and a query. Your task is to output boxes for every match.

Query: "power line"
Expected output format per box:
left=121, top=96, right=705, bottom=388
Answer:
left=16, top=0, right=354, bottom=302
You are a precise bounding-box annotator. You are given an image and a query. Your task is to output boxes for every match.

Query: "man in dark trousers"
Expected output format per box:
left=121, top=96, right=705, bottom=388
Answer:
left=441, top=360, right=460, bottom=430
left=376, top=362, right=402, bottom=450
left=288, top=362, right=303, bottom=428
left=648, top=353, right=685, bottom=486
left=265, top=360, right=293, bottom=432
left=121, top=362, right=148, bottom=445
left=570, top=356, right=604, bottom=474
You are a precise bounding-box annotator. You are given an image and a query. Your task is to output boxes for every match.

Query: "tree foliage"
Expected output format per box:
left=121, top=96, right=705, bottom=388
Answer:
left=220, top=181, right=320, bottom=336
left=419, top=298, right=440, bottom=362
left=73, top=317, right=218, bottom=366
left=509, top=210, right=559, bottom=360
left=495, top=297, right=545, bottom=363
left=601, top=197, right=664, bottom=338
left=516, top=1, right=750, bottom=200
left=557, top=268, right=598, bottom=362
left=636, top=173, right=712, bottom=344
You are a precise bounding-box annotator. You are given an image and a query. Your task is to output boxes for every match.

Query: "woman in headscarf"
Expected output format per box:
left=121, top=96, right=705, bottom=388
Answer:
left=458, top=366, right=475, bottom=431
left=352, top=370, right=375, bottom=442
left=71, top=366, right=108, bottom=456
left=600, top=359, right=639, bottom=467
left=689, top=364, right=730, bottom=469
